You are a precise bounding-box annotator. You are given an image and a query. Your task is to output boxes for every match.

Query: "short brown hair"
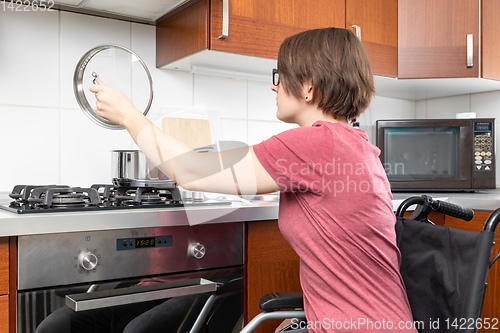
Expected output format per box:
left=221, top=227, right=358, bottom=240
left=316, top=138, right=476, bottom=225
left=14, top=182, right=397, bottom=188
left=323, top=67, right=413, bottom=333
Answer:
left=277, top=28, right=374, bottom=122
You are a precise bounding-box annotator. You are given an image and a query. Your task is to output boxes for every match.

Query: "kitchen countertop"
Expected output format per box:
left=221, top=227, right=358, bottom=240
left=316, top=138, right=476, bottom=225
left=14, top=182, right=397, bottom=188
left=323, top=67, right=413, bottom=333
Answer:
left=0, top=195, right=280, bottom=237
left=1, top=190, right=500, bottom=237
left=391, top=189, right=500, bottom=211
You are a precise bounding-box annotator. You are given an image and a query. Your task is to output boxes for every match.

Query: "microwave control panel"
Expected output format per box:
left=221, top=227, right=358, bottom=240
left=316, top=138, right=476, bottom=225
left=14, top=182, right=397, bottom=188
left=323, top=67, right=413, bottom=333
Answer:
left=473, top=121, right=494, bottom=172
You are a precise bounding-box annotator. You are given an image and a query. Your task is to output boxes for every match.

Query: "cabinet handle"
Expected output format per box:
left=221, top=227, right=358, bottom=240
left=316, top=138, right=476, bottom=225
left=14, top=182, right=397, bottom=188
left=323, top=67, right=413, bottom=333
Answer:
left=466, top=33, right=473, bottom=68
left=219, top=0, right=229, bottom=39
left=351, top=25, right=361, bottom=40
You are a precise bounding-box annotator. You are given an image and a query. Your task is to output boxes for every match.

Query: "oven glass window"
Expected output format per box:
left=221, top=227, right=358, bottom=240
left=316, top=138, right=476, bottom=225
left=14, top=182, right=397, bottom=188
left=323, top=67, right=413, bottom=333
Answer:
left=384, top=127, right=460, bottom=180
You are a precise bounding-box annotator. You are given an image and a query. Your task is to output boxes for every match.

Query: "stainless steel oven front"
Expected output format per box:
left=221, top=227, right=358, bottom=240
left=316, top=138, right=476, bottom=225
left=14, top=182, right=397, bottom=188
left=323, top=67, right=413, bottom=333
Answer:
left=16, top=222, right=244, bottom=333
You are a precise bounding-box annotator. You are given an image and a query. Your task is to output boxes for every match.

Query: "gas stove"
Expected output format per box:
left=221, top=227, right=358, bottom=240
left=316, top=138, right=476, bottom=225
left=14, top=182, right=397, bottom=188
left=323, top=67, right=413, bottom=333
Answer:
left=1, top=179, right=226, bottom=214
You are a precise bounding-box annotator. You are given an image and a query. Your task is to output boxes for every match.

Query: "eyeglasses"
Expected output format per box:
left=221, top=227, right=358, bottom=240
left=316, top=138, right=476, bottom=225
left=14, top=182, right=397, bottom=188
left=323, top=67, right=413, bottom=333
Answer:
left=272, top=68, right=280, bottom=86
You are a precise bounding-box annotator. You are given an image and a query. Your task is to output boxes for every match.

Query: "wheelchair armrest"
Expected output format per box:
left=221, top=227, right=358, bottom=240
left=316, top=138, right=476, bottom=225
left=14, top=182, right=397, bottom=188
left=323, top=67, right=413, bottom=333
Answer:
left=259, top=292, right=304, bottom=312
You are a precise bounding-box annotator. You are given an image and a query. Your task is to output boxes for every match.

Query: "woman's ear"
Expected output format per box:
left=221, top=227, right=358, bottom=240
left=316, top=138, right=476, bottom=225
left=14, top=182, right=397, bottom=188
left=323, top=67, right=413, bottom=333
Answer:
left=302, top=80, right=313, bottom=102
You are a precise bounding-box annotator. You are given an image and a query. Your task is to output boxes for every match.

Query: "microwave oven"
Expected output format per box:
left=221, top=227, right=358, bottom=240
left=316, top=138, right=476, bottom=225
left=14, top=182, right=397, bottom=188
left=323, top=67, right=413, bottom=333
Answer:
left=376, top=118, right=496, bottom=191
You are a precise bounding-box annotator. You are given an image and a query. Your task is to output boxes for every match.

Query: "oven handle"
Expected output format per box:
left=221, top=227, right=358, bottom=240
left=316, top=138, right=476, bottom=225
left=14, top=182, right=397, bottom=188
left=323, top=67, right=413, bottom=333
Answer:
left=65, top=278, right=217, bottom=312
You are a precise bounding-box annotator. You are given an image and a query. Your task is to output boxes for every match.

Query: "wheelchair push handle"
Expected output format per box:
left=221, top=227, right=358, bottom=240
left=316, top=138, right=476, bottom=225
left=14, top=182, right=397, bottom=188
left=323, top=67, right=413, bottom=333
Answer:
left=396, top=195, right=474, bottom=222
left=431, top=199, right=474, bottom=221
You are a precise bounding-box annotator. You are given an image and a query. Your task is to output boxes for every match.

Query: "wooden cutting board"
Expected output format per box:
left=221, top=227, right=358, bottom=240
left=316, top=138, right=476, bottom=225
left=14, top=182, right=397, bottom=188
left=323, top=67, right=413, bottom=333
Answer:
left=162, top=117, right=211, bottom=149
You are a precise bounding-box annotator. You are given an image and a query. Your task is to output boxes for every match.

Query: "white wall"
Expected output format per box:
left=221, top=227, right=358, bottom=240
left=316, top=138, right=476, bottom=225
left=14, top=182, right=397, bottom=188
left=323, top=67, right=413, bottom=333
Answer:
left=0, top=8, right=414, bottom=192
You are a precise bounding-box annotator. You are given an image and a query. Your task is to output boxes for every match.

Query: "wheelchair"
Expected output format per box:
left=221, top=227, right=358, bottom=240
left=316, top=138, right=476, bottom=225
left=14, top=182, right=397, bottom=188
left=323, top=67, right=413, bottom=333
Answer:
left=238, top=195, right=500, bottom=333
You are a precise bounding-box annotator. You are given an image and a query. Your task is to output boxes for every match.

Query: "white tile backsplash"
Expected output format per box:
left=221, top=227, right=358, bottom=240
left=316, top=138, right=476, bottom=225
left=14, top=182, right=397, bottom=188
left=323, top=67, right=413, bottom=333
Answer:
left=248, top=80, right=277, bottom=121
left=193, top=74, right=247, bottom=120
left=424, top=95, right=471, bottom=119
left=471, top=91, right=500, bottom=119
left=248, top=120, right=297, bottom=145
left=2, top=9, right=500, bottom=192
left=60, top=12, right=131, bottom=109
left=359, top=95, right=416, bottom=143
left=0, top=105, right=60, bottom=189
left=59, top=109, right=133, bottom=186
left=219, top=119, right=248, bottom=143
left=0, top=8, right=59, bottom=108
left=131, top=23, right=195, bottom=113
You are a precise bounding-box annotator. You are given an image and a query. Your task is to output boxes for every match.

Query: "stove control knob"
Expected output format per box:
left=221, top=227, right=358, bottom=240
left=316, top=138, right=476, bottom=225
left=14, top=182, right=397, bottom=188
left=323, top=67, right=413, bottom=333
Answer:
left=189, top=243, right=206, bottom=259
left=79, top=251, right=98, bottom=270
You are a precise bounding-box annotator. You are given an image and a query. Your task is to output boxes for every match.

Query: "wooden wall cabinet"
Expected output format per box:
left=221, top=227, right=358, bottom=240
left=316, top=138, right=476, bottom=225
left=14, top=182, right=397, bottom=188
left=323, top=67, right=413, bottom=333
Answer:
left=346, top=0, right=398, bottom=78
left=209, top=0, right=345, bottom=60
left=157, top=0, right=345, bottom=68
left=156, top=0, right=500, bottom=99
left=398, top=0, right=500, bottom=80
left=156, top=0, right=399, bottom=78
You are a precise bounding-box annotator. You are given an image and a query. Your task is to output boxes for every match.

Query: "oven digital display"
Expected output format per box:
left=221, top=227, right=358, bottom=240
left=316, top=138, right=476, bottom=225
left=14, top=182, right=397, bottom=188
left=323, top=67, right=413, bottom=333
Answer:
left=135, top=237, right=156, bottom=248
left=117, top=235, right=173, bottom=251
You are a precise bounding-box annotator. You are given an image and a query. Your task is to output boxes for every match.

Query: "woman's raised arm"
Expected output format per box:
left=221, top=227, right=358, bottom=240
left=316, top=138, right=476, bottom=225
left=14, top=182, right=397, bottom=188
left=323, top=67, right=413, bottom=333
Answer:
left=90, top=79, right=280, bottom=195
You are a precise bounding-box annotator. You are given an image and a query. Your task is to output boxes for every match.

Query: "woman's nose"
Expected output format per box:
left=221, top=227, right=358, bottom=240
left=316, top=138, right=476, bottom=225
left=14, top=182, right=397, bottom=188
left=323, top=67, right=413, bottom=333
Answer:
left=271, top=84, right=278, bottom=93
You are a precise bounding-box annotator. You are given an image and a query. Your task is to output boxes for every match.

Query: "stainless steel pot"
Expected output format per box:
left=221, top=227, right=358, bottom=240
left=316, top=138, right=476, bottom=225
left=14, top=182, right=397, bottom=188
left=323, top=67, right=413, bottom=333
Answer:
left=112, top=150, right=164, bottom=180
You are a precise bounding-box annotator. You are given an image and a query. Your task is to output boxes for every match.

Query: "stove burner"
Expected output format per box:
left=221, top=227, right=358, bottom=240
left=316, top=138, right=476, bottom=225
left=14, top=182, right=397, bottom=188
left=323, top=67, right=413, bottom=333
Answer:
left=139, top=192, right=165, bottom=202
left=91, top=184, right=117, bottom=202
left=112, top=178, right=177, bottom=190
left=51, top=193, right=87, bottom=207
left=28, top=187, right=102, bottom=209
left=112, top=178, right=182, bottom=206
left=9, top=185, right=70, bottom=203
left=3, top=180, right=192, bottom=213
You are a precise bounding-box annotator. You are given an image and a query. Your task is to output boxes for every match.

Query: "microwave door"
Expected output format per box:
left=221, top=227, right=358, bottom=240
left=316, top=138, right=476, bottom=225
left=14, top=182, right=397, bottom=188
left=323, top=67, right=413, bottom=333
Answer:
left=383, top=127, right=472, bottom=190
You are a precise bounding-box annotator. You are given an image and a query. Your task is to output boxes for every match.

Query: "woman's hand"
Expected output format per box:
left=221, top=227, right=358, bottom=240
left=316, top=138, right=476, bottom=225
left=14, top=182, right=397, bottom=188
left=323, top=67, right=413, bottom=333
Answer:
left=89, top=78, right=142, bottom=128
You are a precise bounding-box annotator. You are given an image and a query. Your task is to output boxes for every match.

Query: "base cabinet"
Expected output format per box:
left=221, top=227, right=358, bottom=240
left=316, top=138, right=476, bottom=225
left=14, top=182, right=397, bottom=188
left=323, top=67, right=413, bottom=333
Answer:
left=244, top=220, right=301, bottom=333
left=0, top=295, right=7, bottom=333
left=0, top=238, right=9, bottom=333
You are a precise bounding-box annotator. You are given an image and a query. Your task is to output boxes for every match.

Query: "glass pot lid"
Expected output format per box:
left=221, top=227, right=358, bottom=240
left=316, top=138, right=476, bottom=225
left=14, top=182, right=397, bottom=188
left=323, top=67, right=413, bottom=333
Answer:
left=73, top=45, right=153, bottom=130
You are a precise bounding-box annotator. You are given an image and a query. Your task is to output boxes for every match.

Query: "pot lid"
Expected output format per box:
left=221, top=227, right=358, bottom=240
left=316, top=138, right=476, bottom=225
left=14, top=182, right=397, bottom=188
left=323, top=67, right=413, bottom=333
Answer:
left=73, top=44, right=153, bottom=130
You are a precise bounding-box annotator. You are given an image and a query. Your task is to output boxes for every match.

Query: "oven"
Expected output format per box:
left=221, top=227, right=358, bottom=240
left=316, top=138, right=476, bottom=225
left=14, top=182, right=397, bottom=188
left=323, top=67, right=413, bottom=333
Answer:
left=1, top=183, right=243, bottom=333
left=16, top=223, right=244, bottom=333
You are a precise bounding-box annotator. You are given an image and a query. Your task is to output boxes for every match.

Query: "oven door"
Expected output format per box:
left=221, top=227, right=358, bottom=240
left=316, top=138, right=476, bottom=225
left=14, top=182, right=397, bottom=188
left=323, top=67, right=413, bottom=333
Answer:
left=16, top=223, right=244, bottom=333
left=17, top=267, right=243, bottom=333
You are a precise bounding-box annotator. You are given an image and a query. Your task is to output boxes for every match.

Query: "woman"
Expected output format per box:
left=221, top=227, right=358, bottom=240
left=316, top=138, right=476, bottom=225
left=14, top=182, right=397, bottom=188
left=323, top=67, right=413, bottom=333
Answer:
left=91, top=28, right=417, bottom=333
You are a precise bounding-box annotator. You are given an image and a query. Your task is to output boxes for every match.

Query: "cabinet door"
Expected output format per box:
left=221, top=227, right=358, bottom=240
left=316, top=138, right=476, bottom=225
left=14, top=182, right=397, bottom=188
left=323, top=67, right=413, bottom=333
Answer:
left=482, top=0, right=500, bottom=80
left=156, top=0, right=209, bottom=68
left=0, top=238, right=8, bottom=333
left=210, top=0, right=345, bottom=59
left=0, top=295, right=7, bottom=333
left=445, top=212, right=499, bottom=333
left=0, top=238, right=8, bottom=295
left=245, top=220, right=301, bottom=333
left=398, top=0, right=479, bottom=79
left=346, top=0, right=398, bottom=78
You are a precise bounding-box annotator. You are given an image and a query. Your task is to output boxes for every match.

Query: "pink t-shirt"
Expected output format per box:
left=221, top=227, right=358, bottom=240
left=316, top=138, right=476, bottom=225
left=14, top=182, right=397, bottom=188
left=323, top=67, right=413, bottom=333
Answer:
left=253, top=121, right=417, bottom=333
